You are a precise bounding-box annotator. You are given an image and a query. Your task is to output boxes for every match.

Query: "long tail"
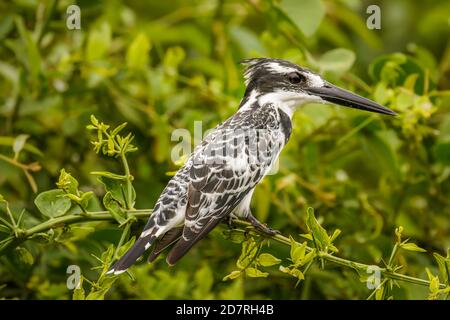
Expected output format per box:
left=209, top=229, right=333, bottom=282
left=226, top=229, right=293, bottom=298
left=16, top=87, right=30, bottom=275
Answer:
left=107, top=224, right=157, bottom=275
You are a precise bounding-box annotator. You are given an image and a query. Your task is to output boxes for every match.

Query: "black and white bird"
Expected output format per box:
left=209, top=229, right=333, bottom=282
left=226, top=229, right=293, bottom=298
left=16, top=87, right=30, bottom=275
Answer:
left=108, top=58, right=395, bottom=275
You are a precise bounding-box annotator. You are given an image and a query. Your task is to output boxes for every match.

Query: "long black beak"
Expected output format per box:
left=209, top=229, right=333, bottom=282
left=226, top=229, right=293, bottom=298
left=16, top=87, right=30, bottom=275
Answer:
left=306, top=83, right=396, bottom=116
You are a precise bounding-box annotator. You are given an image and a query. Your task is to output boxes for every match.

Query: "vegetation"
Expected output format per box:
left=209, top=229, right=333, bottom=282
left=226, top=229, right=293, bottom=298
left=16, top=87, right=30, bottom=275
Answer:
left=0, top=0, right=449, bottom=299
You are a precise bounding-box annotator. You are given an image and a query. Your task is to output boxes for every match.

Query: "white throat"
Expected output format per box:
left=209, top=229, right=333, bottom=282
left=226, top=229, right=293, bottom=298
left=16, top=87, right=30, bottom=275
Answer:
left=257, top=91, right=322, bottom=118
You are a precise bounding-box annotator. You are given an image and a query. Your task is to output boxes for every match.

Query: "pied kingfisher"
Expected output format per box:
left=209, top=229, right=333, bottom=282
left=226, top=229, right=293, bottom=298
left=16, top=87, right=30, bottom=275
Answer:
left=108, top=58, right=395, bottom=275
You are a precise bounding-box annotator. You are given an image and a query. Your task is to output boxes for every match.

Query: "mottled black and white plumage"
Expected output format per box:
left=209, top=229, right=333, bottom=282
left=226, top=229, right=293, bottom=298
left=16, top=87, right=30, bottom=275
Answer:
left=108, top=58, right=395, bottom=275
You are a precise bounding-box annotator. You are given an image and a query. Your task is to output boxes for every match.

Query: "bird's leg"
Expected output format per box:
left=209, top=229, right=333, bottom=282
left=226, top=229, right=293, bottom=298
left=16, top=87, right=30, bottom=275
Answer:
left=227, top=214, right=236, bottom=230
left=246, top=212, right=279, bottom=236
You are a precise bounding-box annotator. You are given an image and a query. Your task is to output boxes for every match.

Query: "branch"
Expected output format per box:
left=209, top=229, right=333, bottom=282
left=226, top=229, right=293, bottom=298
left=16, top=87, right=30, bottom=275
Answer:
left=231, top=220, right=444, bottom=289
left=0, top=209, right=445, bottom=290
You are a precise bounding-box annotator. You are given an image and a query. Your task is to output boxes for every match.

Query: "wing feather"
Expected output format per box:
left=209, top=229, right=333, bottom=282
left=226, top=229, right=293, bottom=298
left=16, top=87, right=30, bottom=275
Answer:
left=166, top=106, right=284, bottom=265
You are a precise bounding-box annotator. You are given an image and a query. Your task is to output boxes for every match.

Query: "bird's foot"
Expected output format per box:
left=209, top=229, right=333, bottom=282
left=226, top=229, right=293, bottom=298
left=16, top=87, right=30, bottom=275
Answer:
left=255, top=224, right=280, bottom=236
left=247, top=214, right=279, bottom=236
left=226, top=215, right=236, bottom=230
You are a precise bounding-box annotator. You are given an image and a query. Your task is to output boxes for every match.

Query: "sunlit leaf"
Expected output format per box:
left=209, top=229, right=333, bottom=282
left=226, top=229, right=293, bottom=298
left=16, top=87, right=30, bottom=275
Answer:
left=34, top=189, right=71, bottom=218
left=279, top=0, right=325, bottom=37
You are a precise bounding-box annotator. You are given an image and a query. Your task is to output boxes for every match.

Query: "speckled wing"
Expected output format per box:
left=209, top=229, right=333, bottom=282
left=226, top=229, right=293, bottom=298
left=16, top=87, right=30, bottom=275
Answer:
left=166, top=105, right=285, bottom=265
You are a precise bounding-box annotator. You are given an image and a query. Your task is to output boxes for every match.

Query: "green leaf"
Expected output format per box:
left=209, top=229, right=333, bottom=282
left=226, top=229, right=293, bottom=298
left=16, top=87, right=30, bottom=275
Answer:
left=103, top=192, right=127, bottom=224
left=425, top=268, right=440, bottom=297
left=13, top=134, right=29, bottom=156
left=126, top=33, right=151, bottom=69
left=86, top=22, right=111, bottom=61
left=15, top=17, right=41, bottom=81
left=245, top=267, right=269, bottom=278
left=258, top=253, right=281, bottom=267
left=0, top=136, right=43, bottom=156
left=34, top=189, right=72, bottom=218
left=97, top=176, right=135, bottom=208
left=279, top=0, right=325, bottom=37
left=330, top=229, right=341, bottom=242
left=315, top=48, right=356, bottom=73
left=92, top=171, right=127, bottom=180
left=305, top=207, right=330, bottom=251
left=80, top=191, right=94, bottom=209
left=302, top=250, right=316, bottom=265
left=279, top=266, right=304, bottom=280
left=223, top=270, right=241, bottom=281
left=300, top=233, right=313, bottom=241
left=117, top=236, right=135, bottom=258
left=223, top=229, right=246, bottom=244
left=16, top=247, right=34, bottom=265
left=433, top=252, right=450, bottom=284
left=401, top=242, right=427, bottom=252
left=86, top=288, right=109, bottom=300
left=101, top=245, right=115, bottom=266
left=237, top=238, right=259, bottom=269
left=289, top=236, right=306, bottom=263
left=163, top=46, right=185, bottom=76
left=73, top=277, right=85, bottom=300
left=56, top=169, right=79, bottom=195
left=111, top=122, right=128, bottom=137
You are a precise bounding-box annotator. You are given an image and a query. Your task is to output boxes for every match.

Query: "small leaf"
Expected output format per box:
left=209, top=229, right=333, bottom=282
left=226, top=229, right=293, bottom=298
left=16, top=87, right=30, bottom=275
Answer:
left=223, top=270, right=241, bottom=281
left=258, top=253, right=281, bottom=267
left=330, top=229, right=341, bottom=242
left=34, top=189, right=72, bottom=218
left=302, top=250, right=316, bottom=265
left=223, top=229, right=246, bottom=244
left=315, top=48, right=356, bottom=73
left=279, top=0, right=325, bottom=37
left=433, top=253, right=450, bottom=284
left=245, top=267, right=269, bottom=278
left=85, top=288, right=109, bottom=300
left=279, top=266, right=304, bottom=280
left=305, top=207, right=330, bottom=251
left=299, top=233, right=313, bottom=241
left=236, top=238, right=259, bottom=269
left=80, top=191, right=94, bottom=209
left=97, top=176, right=134, bottom=208
left=126, top=33, right=151, bottom=69
left=425, top=268, right=440, bottom=298
left=16, top=247, right=34, bottom=265
left=90, top=115, right=99, bottom=126
left=73, top=277, right=85, bottom=300
left=103, top=192, right=127, bottom=224
left=56, top=169, right=79, bottom=195
left=401, top=242, right=427, bottom=252
left=101, top=245, right=115, bottom=266
left=375, top=286, right=385, bottom=300
left=111, top=122, right=128, bottom=137
left=291, top=268, right=305, bottom=280
left=13, top=134, right=29, bottom=156
left=290, top=236, right=306, bottom=263
left=86, top=22, right=111, bottom=61
left=116, top=236, right=136, bottom=258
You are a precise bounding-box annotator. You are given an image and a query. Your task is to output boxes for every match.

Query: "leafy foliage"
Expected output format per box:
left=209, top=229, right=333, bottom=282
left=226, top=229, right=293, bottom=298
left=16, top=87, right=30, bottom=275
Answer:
left=0, top=0, right=450, bottom=300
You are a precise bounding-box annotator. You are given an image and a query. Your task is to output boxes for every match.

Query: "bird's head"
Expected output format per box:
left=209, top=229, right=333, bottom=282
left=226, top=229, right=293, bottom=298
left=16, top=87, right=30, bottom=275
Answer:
left=241, top=58, right=396, bottom=117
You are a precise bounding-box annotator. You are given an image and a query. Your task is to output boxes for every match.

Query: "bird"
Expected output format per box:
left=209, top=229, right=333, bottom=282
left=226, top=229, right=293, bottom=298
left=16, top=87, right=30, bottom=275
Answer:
left=107, top=58, right=396, bottom=275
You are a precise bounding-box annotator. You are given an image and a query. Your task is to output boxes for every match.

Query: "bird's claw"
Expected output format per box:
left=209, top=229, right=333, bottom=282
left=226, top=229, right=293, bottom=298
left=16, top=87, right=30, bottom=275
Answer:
left=260, top=226, right=280, bottom=236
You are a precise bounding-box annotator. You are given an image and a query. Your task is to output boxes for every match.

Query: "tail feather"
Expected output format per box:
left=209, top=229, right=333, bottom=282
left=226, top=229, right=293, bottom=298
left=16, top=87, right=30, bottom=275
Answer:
left=107, top=235, right=155, bottom=275
left=147, top=227, right=183, bottom=263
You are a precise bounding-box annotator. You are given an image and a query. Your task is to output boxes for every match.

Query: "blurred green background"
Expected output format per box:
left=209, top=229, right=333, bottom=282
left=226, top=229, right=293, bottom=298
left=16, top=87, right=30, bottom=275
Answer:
left=0, top=0, right=449, bottom=299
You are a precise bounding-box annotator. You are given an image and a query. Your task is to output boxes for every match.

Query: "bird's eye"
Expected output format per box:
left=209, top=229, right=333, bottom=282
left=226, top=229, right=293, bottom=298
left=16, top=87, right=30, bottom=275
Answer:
left=287, top=72, right=305, bottom=84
